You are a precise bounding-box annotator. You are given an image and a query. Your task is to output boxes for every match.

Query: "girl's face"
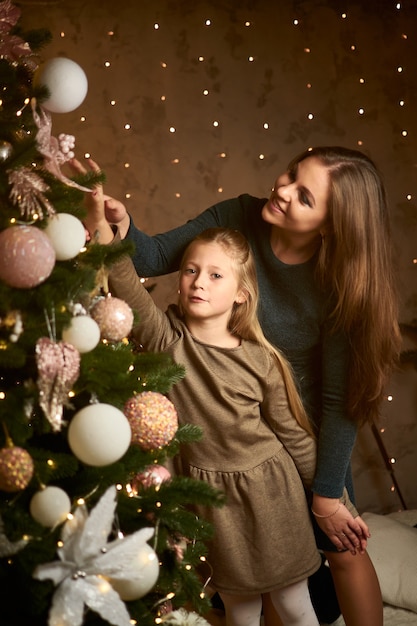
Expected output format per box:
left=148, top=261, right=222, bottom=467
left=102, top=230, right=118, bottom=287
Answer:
left=262, top=156, right=330, bottom=237
left=179, top=241, right=246, bottom=325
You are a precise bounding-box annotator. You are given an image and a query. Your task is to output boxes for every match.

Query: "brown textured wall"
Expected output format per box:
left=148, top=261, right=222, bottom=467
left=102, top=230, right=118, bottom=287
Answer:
left=20, top=0, right=417, bottom=512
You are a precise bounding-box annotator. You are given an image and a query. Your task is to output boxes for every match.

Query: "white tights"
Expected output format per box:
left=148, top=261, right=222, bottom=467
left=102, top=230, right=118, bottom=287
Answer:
left=219, top=579, right=319, bottom=626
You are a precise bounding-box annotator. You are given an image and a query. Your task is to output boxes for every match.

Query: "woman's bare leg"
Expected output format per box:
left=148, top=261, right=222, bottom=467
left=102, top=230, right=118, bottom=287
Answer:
left=325, top=550, right=383, bottom=626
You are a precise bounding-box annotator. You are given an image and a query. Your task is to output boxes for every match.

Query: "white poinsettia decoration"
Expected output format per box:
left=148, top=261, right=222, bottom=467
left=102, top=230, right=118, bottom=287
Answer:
left=33, top=485, right=156, bottom=626
left=0, top=515, right=28, bottom=557
left=162, top=608, right=211, bottom=626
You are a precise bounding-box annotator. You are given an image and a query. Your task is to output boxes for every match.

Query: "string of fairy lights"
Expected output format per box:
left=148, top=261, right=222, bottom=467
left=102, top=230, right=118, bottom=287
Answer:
left=52, top=3, right=415, bottom=196
left=2, top=3, right=413, bottom=623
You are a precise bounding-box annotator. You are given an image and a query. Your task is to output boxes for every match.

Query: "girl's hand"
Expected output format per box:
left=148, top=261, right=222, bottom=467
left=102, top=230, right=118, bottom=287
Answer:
left=312, top=495, right=370, bottom=555
left=68, top=158, right=114, bottom=244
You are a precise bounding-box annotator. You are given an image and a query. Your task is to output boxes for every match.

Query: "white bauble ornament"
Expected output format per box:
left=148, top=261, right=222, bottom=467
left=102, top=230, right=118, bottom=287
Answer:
left=68, top=403, right=131, bottom=466
left=62, top=315, right=101, bottom=353
left=45, top=213, right=86, bottom=260
left=110, top=543, right=160, bottom=600
left=30, top=486, right=71, bottom=527
left=36, top=57, right=88, bottom=113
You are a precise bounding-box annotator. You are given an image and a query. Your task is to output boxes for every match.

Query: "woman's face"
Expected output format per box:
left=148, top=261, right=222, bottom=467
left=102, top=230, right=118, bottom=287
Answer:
left=262, top=156, right=330, bottom=237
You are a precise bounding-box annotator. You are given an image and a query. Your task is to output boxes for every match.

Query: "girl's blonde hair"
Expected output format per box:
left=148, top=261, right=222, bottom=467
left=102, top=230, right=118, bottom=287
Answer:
left=288, top=146, right=402, bottom=424
left=180, top=227, right=314, bottom=437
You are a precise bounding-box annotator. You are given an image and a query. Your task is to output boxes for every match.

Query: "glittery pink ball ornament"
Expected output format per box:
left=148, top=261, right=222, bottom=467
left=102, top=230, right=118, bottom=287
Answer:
left=124, top=392, right=178, bottom=451
left=0, top=446, right=34, bottom=492
left=0, top=225, right=56, bottom=288
left=90, top=296, right=134, bottom=342
left=132, top=464, right=171, bottom=492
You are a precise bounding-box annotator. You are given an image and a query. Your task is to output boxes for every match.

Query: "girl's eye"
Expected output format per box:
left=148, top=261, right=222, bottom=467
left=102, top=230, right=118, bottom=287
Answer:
left=211, top=273, right=222, bottom=279
left=183, top=268, right=196, bottom=274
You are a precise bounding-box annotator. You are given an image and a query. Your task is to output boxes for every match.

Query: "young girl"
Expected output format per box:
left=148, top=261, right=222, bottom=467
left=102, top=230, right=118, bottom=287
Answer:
left=82, top=178, right=361, bottom=625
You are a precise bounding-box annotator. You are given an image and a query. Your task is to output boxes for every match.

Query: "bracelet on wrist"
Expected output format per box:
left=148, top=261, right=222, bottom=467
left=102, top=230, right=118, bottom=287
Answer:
left=311, top=502, right=342, bottom=519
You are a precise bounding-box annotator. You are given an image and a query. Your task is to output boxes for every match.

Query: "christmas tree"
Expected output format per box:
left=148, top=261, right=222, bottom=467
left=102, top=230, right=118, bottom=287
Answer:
left=0, top=2, right=223, bottom=625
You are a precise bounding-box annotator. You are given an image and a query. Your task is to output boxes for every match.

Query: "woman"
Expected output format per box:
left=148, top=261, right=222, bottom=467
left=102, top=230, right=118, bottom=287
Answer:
left=71, top=146, right=401, bottom=626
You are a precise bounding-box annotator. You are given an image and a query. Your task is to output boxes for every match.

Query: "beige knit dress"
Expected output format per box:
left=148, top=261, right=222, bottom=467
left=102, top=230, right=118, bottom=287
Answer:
left=109, top=253, right=322, bottom=595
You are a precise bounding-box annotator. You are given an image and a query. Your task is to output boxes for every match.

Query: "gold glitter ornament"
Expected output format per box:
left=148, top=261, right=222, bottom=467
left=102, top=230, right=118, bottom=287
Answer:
left=124, top=391, right=178, bottom=451
left=0, top=445, right=34, bottom=492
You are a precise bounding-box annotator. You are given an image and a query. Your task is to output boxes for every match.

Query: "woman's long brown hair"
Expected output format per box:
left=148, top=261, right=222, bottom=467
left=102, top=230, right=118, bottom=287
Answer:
left=288, top=146, right=402, bottom=424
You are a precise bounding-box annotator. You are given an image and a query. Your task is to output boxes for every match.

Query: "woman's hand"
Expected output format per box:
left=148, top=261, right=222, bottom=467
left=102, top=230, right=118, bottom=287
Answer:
left=103, top=196, right=130, bottom=237
left=312, top=494, right=370, bottom=555
left=68, top=158, right=114, bottom=244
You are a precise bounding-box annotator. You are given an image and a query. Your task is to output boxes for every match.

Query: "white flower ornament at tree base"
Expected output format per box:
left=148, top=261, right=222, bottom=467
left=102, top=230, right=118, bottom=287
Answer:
left=162, top=608, right=211, bottom=626
left=33, top=486, right=157, bottom=626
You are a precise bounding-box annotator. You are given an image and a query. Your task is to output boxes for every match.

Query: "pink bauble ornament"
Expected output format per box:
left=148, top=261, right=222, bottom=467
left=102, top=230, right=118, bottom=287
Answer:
left=132, top=464, right=171, bottom=492
left=158, top=601, right=174, bottom=617
left=68, top=403, right=131, bottom=466
left=124, top=392, right=178, bottom=451
left=44, top=213, right=86, bottom=260
left=90, top=296, right=134, bottom=342
left=0, top=446, right=34, bottom=492
left=0, top=225, right=55, bottom=288
left=36, top=57, right=88, bottom=113
left=30, top=485, right=71, bottom=527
